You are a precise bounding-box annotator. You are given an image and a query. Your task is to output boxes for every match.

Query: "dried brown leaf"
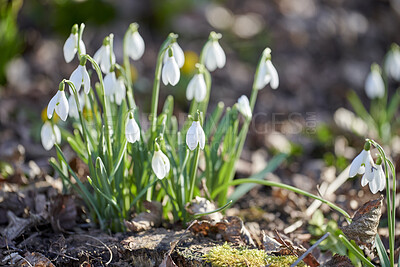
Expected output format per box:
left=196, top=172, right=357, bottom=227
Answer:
left=322, top=254, right=353, bottom=267
left=49, top=194, right=77, bottom=232
left=125, top=201, right=162, bottom=232
left=20, top=252, right=54, bottom=267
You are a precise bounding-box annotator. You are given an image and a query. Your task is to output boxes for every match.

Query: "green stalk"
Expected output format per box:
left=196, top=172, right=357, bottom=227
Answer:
left=230, top=178, right=352, bottom=222
left=188, top=146, right=201, bottom=203
left=77, top=23, right=85, bottom=59
left=122, top=28, right=136, bottom=110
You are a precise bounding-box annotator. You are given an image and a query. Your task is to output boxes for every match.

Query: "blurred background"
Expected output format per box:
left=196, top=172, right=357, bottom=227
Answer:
left=1, top=0, right=400, bottom=214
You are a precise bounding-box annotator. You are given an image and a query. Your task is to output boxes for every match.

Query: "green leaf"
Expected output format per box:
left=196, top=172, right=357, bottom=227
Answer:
left=228, top=153, right=287, bottom=203
left=375, top=234, right=390, bottom=267
left=387, top=90, right=400, bottom=122
left=95, top=157, right=112, bottom=197
left=193, top=200, right=232, bottom=218
left=67, top=136, right=87, bottom=163
left=109, top=140, right=127, bottom=182
left=347, top=90, right=376, bottom=130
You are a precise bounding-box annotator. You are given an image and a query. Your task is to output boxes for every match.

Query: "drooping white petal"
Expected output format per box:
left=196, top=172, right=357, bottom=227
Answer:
left=361, top=174, right=368, bottom=187
left=79, top=39, right=86, bottom=55
left=186, top=121, right=205, bottom=150
left=126, top=31, right=145, bottom=60
left=365, top=70, right=385, bottom=99
left=101, top=46, right=112, bottom=74
left=55, top=90, right=69, bottom=121
left=93, top=46, right=105, bottom=65
left=47, top=91, right=60, bottom=119
left=364, top=153, right=375, bottom=182
left=63, top=33, right=77, bottom=63
left=186, top=74, right=206, bottom=102
left=376, top=165, right=386, bottom=192
left=266, top=60, right=279, bottom=89
left=172, top=42, right=185, bottom=68
left=152, top=150, right=170, bottom=179
left=68, top=95, right=79, bottom=119
left=254, top=60, right=268, bottom=90
left=41, top=121, right=55, bottom=151
left=125, top=116, right=140, bottom=143
left=82, top=66, right=91, bottom=94
left=385, top=49, right=400, bottom=81
left=69, top=65, right=84, bottom=94
left=104, top=72, right=117, bottom=96
left=53, top=124, right=61, bottom=144
left=369, top=173, right=379, bottom=194
left=162, top=56, right=180, bottom=86
left=213, top=41, right=226, bottom=69
left=204, top=42, right=217, bottom=72
left=115, top=78, right=126, bottom=105
left=237, top=95, right=252, bottom=119
left=349, top=149, right=368, bottom=177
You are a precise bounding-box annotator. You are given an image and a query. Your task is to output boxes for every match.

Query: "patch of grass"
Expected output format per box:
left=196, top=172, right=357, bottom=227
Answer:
left=204, top=243, right=307, bottom=267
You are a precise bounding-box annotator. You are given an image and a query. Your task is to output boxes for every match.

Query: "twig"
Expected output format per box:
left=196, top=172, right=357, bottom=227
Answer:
left=290, top=232, right=330, bottom=267
left=81, top=234, right=113, bottom=265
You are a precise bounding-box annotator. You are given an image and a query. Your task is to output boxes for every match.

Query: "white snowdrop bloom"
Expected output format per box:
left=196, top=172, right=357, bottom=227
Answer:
left=186, top=121, right=205, bottom=151
left=114, top=78, right=126, bottom=105
left=152, top=149, right=170, bottom=179
left=204, top=38, right=226, bottom=72
left=237, top=95, right=252, bottom=119
left=384, top=47, right=400, bottom=81
left=47, top=89, right=69, bottom=121
left=103, top=71, right=117, bottom=96
left=163, top=42, right=185, bottom=68
left=162, top=52, right=180, bottom=86
left=255, top=59, right=279, bottom=90
left=94, top=41, right=116, bottom=74
left=63, top=33, right=78, bottom=63
left=186, top=73, right=207, bottom=102
left=361, top=163, right=385, bottom=194
left=365, top=65, right=385, bottom=99
left=349, top=148, right=371, bottom=177
left=68, top=94, right=85, bottom=119
left=41, top=121, right=61, bottom=151
left=125, top=25, right=145, bottom=60
left=69, top=65, right=91, bottom=94
left=125, top=112, right=140, bottom=144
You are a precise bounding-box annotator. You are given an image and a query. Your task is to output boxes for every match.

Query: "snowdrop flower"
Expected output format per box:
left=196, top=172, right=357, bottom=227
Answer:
left=349, top=142, right=372, bottom=177
left=365, top=64, right=385, bottom=99
left=63, top=24, right=86, bottom=63
left=237, top=95, right=252, bottom=119
left=68, top=93, right=85, bottom=119
left=163, top=42, right=185, bottom=68
left=255, top=48, right=279, bottom=90
left=125, top=112, right=140, bottom=143
left=152, top=144, right=170, bottom=179
left=384, top=44, right=400, bottom=81
left=47, top=83, right=69, bottom=121
left=94, top=36, right=116, bottom=74
left=186, top=121, right=205, bottom=151
left=41, top=121, right=61, bottom=151
left=162, top=48, right=180, bottom=86
left=103, top=71, right=117, bottom=97
left=361, top=157, right=386, bottom=194
left=69, top=57, right=91, bottom=94
left=114, top=77, right=126, bottom=106
left=186, top=72, right=206, bottom=102
left=125, top=23, right=145, bottom=60
left=203, top=32, right=226, bottom=72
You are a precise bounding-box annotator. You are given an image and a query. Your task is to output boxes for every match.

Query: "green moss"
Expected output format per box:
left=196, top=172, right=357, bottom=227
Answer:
left=204, top=243, right=307, bottom=267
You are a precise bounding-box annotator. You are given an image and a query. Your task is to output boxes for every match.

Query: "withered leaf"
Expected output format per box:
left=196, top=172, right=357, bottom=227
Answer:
left=125, top=201, right=162, bottom=232
left=341, top=195, right=383, bottom=246
left=20, top=252, right=55, bottom=267
left=322, top=254, right=353, bottom=267
left=49, top=194, right=77, bottom=232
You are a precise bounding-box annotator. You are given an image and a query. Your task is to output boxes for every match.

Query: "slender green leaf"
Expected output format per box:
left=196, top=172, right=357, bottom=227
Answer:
left=338, top=235, right=374, bottom=267
left=193, top=200, right=232, bottom=218
left=375, top=234, right=390, bottom=267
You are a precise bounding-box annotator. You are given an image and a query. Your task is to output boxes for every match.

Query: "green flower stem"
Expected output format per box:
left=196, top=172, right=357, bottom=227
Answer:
left=85, top=55, right=114, bottom=169
left=77, top=23, right=85, bottom=59
left=188, top=146, right=201, bottom=203
left=150, top=34, right=176, bottom=134
left=367, top=139, right=396, bottom=266
left=338, top=235, right=375, bottom=267
left=230, top=178, right=352, bottom=222
left=122, top=30, right=136, bottom=111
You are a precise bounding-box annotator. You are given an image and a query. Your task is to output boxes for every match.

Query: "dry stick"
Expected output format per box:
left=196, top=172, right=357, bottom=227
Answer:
left=290, top=232, right=330, bottom=267
left=284, top=166, right=350, bottom=234
left=81, top=234, right=113, bottom=265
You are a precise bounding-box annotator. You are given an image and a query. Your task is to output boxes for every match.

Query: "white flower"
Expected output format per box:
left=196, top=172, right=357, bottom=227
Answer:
left=114, top=77, right=126, bottom=105
left=255, top=59, right=279, bottom=90
left=237, top=95, right=252, bottom=119
left=125, top=113, right=140, bottom=143
left=186, top=121, right=205, bottom=151
left=41, top=121, right=61, bottom=151
left=152, top=149, right=170, bottom=179
left=204, top=39, right=226, bottom=72
left=384, top=47, right=400, bottom=81
left=63, top=33, right=86, bottom=63
left=94, top=43, right=116, bottom=74
left=186, top=73, right=207, bottom=102
left=361, top=163, right=386, bottom=194
left=103, top=71, right=117, bottom=96
left=125, top=29, right=145, bottom=60
left=349, top=149, right=371, bottom=177
left=163, top=42, right=185, bottom=68
left=47, top=90, right=69, bottom=121
left=365, top=65, right=385, bottom=99
left=68, top=94, right=85, bottom=119
left=69, top=65, right=91, bottom=94
left=162, top=53, right=180, bottom=86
